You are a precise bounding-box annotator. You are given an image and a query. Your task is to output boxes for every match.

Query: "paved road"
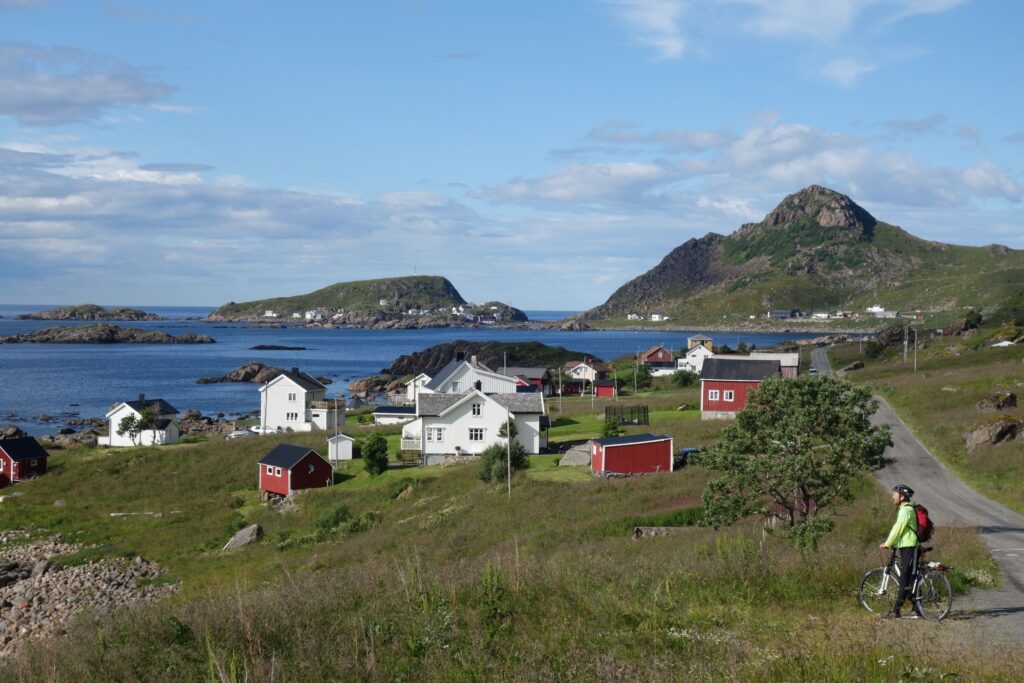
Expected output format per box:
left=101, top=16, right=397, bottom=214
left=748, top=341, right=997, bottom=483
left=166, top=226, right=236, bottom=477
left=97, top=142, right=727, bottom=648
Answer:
left=812, top=347, right=1024, bottom=635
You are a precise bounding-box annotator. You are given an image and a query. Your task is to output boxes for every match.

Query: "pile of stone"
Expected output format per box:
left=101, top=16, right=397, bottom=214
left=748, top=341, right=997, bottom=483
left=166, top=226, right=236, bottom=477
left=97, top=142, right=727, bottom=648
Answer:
left=178, top=409, right=236, bottom=436
left=0, top=530, right=178, bottom=655
left=977, top=391, right=1017, bottom=412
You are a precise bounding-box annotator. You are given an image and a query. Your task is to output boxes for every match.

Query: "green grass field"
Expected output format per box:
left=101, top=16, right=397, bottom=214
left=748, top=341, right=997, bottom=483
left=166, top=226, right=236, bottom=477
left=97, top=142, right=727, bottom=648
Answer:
left=0, top=386, right=1018, bottom=680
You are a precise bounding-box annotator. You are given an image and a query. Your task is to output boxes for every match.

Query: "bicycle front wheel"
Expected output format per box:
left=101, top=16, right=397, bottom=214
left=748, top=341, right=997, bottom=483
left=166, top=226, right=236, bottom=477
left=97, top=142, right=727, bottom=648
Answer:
left=914, top=570, right=952, bottom=621
left=859, top=567, right=899, bottom=614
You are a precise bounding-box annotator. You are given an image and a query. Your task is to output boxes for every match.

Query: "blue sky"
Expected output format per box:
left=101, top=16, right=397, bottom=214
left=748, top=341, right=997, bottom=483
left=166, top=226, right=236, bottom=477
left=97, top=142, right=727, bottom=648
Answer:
left=0, top=0, right=1021, bottom=309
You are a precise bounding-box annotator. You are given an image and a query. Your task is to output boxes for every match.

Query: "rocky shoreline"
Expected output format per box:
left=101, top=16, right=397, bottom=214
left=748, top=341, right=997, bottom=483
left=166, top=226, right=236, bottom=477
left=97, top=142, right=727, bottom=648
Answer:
left=202, top=313, right=587, bottom=331
left=17, top=304, right=163, bottom=322
left=0, top=324, right=214, bottom=345
left=0, top=530, right=178, bottom=656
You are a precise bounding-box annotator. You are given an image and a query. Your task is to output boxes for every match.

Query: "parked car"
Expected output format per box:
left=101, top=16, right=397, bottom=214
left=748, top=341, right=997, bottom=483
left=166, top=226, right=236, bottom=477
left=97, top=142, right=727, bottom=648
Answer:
left=248, top=425, right=277, bottom=435
left=808, top=367, right=819, bottom=375
left=674, top=447, right=700, bottom=470
left=226, top=430, right=252, bottom=440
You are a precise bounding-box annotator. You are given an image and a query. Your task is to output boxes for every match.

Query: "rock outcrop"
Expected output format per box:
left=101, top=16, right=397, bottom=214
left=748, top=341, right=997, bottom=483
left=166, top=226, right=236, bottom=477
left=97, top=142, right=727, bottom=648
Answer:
left=196, top=361, right=331, bottom=385
left=963, top=417, right=1022, bottom=451
left=977, top=391, right=1018, bottom=412
left=0, top=324, right=214, bottom=344
left=222, top=524, right=263, bottom=552
left=0, top=425, right=26, bottom=440
left=17, top=304, right=162, bottom=321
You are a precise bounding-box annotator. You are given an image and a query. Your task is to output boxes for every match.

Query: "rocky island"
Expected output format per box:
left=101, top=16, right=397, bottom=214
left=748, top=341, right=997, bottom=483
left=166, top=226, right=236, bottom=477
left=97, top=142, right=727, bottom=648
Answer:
left=17, top=304, right=163, bottom=321
left=197, top=361, right=331, bottom=385
left=0, top=324, right=214, bottom=344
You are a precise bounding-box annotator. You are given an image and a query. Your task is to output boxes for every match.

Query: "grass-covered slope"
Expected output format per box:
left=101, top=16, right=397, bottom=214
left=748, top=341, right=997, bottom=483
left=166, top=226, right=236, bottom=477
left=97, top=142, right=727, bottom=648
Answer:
left=0, top=392, right=1013, bottom=680
left=209, top=275, right=468, bottom=319
left=584, top=185, right=1024, bottom=325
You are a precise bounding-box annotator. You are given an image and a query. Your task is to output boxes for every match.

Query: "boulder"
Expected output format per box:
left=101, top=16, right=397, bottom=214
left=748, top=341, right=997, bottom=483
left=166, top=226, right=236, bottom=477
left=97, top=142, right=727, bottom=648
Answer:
left=558, top=441, right=594, bottom=467
left=222, top=524, right=263, bottom=551
left=0, top=424, right=26, bottom=439
left=977, top=391, right=1018, bottom=412
left=963, top=417, right=1023, bottom=451
left=841, top=360, right=864, bottom=372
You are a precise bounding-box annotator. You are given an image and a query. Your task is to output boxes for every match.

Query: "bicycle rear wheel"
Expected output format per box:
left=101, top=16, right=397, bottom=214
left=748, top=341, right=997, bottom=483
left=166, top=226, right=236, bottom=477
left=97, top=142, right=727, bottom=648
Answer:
left=859, top=567, right=899, bottom=614
left=914, top=570, right=952, bottom=621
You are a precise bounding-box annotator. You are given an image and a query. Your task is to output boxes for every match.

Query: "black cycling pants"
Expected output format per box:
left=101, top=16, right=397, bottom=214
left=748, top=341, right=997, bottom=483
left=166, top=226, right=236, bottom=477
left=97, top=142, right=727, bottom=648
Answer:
left=894, top=546, right=918, bottom=612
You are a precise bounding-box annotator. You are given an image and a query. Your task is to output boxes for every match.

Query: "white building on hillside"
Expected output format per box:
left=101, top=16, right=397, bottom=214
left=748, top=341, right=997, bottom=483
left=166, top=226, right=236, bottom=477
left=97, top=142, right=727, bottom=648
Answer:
left=677, top=345, right=714, bottom=374
left=100, top=395, right=180, bottom=447
left=258, top=368, right=344, bottom=433
left=419, top=355, right=517, bottom=395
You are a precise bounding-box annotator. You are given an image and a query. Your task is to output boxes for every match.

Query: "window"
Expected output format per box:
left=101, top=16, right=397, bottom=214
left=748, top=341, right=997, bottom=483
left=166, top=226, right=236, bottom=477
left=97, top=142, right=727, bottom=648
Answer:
left=265, top=465, right=273, bottom=475
left=708, top=389, right=720, bottom=401
left=723, top=390, right=735, bottom=402
left=0, top=460, right=4, bottom=471
left=288, top=392, right=297, bottom=401
left=469, top=428, right=485, bottom=442
left=472, top=403, right=482, bottom=416
left=450, top=381, right=460, bottom=393
left=286, top=412, right=298, bottom=421
left=30, top=459, right=38, bottom=466
left=426, top=427, right=445, bottom=442
left=275, top=467, right=282, bottom=476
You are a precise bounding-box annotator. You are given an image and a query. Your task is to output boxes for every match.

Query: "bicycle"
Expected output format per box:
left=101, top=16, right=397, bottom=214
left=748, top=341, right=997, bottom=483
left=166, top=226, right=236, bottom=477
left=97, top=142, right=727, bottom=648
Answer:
left=858, top=546, right=952, bottom=621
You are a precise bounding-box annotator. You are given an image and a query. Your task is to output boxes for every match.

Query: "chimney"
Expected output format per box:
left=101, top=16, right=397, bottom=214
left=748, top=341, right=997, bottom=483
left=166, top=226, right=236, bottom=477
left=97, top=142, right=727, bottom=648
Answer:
left=456, top=351, right=465, bottom=362
left=291, top=367, right=299, bottom=374
left=138, top=393, right=145, bottom=403
left=474, top=380, right=482, bottom=391
left=470, top=355, right=478, bottom=366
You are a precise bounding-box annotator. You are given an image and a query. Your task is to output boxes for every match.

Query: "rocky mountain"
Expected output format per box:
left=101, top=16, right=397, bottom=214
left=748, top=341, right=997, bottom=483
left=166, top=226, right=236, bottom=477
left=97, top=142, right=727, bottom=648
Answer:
left=206, top=275, right=528, bottom=325
left=0, top=324, right=214, bottom=344
left=582, top=185, right=1024, bottom=324
left=18, top=304, right=162, bottom=321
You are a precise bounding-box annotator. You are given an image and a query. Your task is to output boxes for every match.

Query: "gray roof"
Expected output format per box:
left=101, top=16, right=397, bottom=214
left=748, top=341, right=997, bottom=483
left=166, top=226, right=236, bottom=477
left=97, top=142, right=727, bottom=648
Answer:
left=700, top=358, right=780, bottom=382
left=125, top=398, right=178, bottom=415
left=423, top=359, right=463, bottom=391
left=280, top=370, right=326, bottom=392
left=594, top=433, right=672, bottom=447
left=497, top=367, right=550, bottom=380
left=688, top=333, right=712, bottom=341
left=417, top=392, right=545, bottom=416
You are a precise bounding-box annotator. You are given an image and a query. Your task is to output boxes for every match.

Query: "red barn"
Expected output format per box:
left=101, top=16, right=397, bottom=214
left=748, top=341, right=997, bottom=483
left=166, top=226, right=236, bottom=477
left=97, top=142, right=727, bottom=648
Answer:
left=639, top=345, right=674, bottom=368
left=591, top=433, right=673, bottom=475
left=258, top=443, right=333, bottom=499
left=700, top=358, right=780, bottom=419
left=594, top=380, right=618, bottom=398
left=0, top=437, right=49, bottom=488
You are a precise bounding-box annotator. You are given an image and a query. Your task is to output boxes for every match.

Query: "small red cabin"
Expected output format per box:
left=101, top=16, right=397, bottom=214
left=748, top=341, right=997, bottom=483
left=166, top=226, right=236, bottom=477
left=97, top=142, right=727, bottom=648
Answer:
left=258, top=443, right=333, bottom=499
left=594, top=380, right=618, bottom=398
left=639, top=345, right=674, bottom=368
left=0, top=437, right=49, bottom=488
left=700, top=358, right=780, bottom=419
left=591, top=433, right=673, bottom=475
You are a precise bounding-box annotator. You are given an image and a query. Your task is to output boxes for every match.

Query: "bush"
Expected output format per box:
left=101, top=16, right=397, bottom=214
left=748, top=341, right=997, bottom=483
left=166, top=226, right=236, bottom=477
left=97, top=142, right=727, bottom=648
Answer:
left=601, top=420, right=623, bottom=438
left=671, top=370, right=698, bottom=387
left=478, top=441, right=529, bottom=483
left=362, top=434, right=390, bottom=476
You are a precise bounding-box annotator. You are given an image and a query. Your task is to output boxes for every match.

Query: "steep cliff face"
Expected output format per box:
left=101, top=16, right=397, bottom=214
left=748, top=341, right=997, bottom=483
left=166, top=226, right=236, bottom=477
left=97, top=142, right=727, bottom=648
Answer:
left=582, top=185, right=1024, bottom=322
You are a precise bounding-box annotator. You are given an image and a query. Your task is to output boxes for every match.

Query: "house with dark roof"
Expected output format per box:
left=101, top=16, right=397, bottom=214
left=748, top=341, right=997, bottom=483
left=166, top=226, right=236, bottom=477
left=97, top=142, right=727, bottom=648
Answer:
left=258, top=368, right=344, bottom=433
left=373, top=405, right=417, bottom=426
left=400, top=389, right=547, bottom=466
left=639, top=345, right=674, bottom=369
left=700, top=358, right=781, bottom=419
left=421, top=354, right=517, bottom=395
left=100, top=394, right=180, bottom=447
left=497, top=367, right=553, bottom=395
left=258, top=443, right=333, bottom=499
left=0, top=437, right=49, bottom=487
left=590, top=433, right=674, bottom=475
left=687, top=334, right=714, bottom=351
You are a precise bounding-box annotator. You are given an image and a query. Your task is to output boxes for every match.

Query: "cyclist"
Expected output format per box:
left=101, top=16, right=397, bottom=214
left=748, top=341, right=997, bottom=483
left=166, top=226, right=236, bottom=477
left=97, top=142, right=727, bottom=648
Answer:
left=879, top=483, right=919, bottom=619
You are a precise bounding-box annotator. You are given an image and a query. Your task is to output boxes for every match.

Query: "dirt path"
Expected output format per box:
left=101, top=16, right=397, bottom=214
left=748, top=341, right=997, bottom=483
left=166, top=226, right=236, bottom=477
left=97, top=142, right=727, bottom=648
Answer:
left=812, top=347, right=1024, bottom=640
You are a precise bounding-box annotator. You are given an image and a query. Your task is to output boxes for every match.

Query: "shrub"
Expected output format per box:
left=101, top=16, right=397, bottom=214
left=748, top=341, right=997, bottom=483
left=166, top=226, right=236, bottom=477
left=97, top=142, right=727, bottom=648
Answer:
left=671, top=370, right=698, bottom=387
left=478, top=441, right=529, bottom=483
left=601, top=419, right=623, bottom=438
left=362, top=434, right=390, bottom=476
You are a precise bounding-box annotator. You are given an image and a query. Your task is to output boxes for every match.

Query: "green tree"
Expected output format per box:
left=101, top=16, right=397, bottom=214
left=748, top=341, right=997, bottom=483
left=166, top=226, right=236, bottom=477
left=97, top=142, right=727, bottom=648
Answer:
left=964, top=309, right=982, bottom=329
left=696, top=376, right=892, bottom=549
left=478, top=416, right=529, bottom=482
left=671, top=370, right=698, bottom=388
left=601, top=419, right=624, bottom=438
left=116, top=407, right=157, bottom=446
left=362, top=433, right=390, bottom=476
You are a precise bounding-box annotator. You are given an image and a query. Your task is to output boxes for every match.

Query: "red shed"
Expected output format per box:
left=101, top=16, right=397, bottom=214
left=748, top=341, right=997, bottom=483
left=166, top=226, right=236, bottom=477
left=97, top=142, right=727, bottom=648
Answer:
left=594, top=380, right=618, bottom=398
left=591, top=433, right=673, bottom=475
left=258, top=443, right=333, bottom=499
left=639, top=345, right=674, bottom=368
left=700, top=358, right=780, bottom=419
left=0, top=437, right=49, bottom=488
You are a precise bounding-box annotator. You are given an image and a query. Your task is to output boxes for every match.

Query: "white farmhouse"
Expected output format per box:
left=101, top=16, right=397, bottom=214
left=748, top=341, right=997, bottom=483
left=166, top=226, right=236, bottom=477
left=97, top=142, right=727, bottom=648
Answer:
left=258, top=368, right=344, bottom=433
left=419, top=355, right=517, bottom=395
left=677, top=345, right=714, bottom=374
left=99, top=395, right=180, bottom=447
left=404, top=373, right=432, bottom=403
left=401, top=390, right=547, bottom=466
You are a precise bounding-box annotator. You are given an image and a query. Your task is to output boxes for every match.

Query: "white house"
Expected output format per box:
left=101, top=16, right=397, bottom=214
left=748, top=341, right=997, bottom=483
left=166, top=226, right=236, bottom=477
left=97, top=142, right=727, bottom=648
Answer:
left=401, top=390, right=547, bottom=466
left=373, top=405, right=417, bottom=426
left=326, top=432, right=355, bottom=461
left=420, top=355, right=517, bottom=395
left=258, top=368, right=344, bottom=433
left=263, top=310, right=277, bottom=318
left=99, top=395, right=180, bottom=447
left=404, top=373, right=432, bottom=403
left=676, top=345, right=714, bottom=374
left=749, top=351, right=800, bottom=378
left=650, top=313, right=670, bottom=322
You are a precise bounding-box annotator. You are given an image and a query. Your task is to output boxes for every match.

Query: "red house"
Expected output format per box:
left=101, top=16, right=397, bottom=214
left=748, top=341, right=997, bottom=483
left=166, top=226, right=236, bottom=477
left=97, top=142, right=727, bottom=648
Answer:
left=258, top=443, right=333, bottom=499
left=594, top=380, right=618, bottom=398
left=0, top=437, right=49, bottom=488
left=591, top=433, right=673, bottom=475
left=639, top=345, right=674, bottom=368
left=700, top=358, right=780, bottom=419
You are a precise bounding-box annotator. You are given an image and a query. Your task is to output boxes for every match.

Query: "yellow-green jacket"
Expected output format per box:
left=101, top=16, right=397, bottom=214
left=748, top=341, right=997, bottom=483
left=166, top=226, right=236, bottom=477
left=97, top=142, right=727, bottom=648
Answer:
left=884, top=502, right=919, bottom=549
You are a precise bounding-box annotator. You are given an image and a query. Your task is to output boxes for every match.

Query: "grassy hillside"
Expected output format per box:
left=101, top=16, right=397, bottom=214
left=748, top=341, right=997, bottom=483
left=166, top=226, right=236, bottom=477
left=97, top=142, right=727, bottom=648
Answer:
left=584, top=186, right=1024, bottom=326
left=209, top=275, right=468, bottom=319
left=0, top=386, right=1015, bottom=679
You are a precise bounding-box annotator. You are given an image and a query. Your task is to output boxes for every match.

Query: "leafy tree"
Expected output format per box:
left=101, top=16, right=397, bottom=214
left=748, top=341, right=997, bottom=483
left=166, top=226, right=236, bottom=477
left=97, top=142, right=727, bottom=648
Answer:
left=671, top=370, right=698, bottom=388
left=479, top=416, right=529, bottom=482
left=964, top=309, right=982, bottom=329
left=736, top=342, right=750, bottom=354
left=696, top=376, right=892, bottom=549
left=601, top=419, right=624, bottom=438
left=362, top=433, right=390, bottom=476
left=116, top=407, right=157, bottom=446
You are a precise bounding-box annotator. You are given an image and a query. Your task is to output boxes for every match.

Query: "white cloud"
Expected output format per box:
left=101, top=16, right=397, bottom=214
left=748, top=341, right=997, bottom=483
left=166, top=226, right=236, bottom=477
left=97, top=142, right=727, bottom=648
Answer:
left=0, top=42, right=175, bottom=126
left=604, top=0, right=688, bottom=59
left=961, top=162, right=1022, bottom=201
left=819, top=57, right=878, bottom=87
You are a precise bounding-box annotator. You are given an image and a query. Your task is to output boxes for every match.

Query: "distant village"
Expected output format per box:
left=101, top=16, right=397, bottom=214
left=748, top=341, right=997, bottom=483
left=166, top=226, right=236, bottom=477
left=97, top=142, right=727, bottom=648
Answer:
left=627, top=304, right=909, bottom=322
left=262, top=301, right=512, bottom=325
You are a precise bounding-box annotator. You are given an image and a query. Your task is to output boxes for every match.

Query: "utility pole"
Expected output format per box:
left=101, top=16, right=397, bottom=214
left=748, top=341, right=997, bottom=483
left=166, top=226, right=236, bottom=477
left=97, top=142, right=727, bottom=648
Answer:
left=903, top=326, right=909, bottom=364
left=634, top=347, right=639, bottom=396
left=913, top=327, right=919, bottom=372
left=506, top=406, right=512, bottom=499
